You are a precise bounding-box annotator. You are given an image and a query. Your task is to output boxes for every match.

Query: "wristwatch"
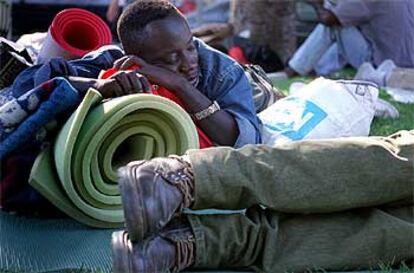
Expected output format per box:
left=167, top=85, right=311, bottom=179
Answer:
left=191, top=101, right=221, bottom=121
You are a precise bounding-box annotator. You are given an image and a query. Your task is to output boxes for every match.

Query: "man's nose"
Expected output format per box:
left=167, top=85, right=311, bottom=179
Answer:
left=179, top=52, right=195, bottom=73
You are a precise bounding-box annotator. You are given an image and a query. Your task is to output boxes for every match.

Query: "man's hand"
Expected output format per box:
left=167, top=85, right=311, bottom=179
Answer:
left=68, top=71, right=151, bottom=99
left=95, top=71, right=152, bottom=98
left=305, top=0, right=324, bottom=9
left=113, top=55, right=190, bottom=93
left=317, top=9, right=341, bottom=26
left=305, top=0, right=341, bottom=26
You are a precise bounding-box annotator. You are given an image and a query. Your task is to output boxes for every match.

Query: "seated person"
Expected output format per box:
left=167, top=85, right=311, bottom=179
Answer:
left=285, top=0, right=414, bottom=77
left=0, top=0, right=260, bottom=213
left=107, top=0, right=229, bottom=30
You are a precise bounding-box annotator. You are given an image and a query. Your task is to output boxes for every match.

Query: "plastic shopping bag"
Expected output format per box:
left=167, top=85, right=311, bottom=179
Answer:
left=258, top=77, right=378, bottom=146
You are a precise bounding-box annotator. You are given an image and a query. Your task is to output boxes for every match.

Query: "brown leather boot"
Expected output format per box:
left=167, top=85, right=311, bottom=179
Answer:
left=112, top=217, right=195, bottom=273
left=118, top=155, right=195, bottom=242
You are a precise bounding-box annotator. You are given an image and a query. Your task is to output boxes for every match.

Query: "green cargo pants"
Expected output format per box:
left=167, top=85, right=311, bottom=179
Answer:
left=185, top=130, right=414, bottom=272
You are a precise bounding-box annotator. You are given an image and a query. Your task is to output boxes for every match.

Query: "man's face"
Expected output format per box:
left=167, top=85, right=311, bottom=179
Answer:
left=136, top=15, right=200, bottom=87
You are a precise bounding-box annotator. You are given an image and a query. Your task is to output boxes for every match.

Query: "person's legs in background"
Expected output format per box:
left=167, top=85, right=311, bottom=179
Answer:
left=334, top=25, right=371, bottom=70
left=287, top=24, right=371, bottom=77
left=314, top=43, right=346, bottom=76
left=287, top=24, right=336, bottom=76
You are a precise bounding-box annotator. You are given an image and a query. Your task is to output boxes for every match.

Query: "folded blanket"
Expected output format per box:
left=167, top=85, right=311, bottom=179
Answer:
left=0, top=77, right=81, bottom=159
left=0, top=46, right=124, bottom=159
left=0, top=46, right=123, bottom=212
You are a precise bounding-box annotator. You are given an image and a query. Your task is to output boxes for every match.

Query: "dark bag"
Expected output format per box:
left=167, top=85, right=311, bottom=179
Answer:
left=0, top=0, right=11, bottom=38
left=243, top=64, right=285, bottom=113
left=234, top=36, right=284, bottom=73
left=0, top=37, right=32, bottom=90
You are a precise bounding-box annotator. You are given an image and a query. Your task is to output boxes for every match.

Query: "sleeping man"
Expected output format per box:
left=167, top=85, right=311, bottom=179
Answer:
left=0, top=0, right=260, bottom=213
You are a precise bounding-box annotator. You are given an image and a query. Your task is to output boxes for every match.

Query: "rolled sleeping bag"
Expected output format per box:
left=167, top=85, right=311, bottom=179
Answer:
left=37, top=8, right=112, bottom=64
left=29, top=89, right=199, bottom=228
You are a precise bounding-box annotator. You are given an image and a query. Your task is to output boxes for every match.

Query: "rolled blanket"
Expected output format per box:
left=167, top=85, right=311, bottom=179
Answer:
left=29, top=89, right=199, bottom=228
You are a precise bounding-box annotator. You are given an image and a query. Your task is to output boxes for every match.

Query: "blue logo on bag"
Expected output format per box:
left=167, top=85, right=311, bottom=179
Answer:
left=264, top=97, right=327, bottom=140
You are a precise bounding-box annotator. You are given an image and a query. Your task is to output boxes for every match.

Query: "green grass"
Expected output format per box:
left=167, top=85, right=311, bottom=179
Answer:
left=370, top=90, right=414, bottom=136
left=272, top=73, right=414, bottom=137
left=377, top=261, right=414, bottom=273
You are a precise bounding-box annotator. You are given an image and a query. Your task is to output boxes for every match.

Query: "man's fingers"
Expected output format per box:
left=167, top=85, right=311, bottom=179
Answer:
left=103, top=70, right=153, bottom=97
left=114, top=72, right=132, bottom=94
left=113, top=58, right=130, bottom=70
left=138, top=74, right=152, bottom=93
left=113, top=55, right=144, bottom=71
left=119, top=58, right=135, bottom=70
left=117, top=71, right=153, bottom=95
left=127, top=72, right=152, bottom=94
left=113, top=56, right=130, bottom=70
left=126, top=73, right=143, bottom=94
left=111, top=79, right=123, bottom=97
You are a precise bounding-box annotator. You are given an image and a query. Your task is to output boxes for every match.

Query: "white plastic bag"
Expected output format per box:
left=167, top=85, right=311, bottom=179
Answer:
left=258, top=77, right=378, bottom=146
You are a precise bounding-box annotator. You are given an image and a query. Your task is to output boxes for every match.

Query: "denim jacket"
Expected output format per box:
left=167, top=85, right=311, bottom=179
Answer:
left=193, top=38, right=262, bottom=147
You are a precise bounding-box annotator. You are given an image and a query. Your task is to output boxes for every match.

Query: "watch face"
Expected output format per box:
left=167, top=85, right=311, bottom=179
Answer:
left=193, top=101, right=220, bottom=120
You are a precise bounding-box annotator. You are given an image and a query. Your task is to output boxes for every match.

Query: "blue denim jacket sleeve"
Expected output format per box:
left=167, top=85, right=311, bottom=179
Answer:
left=69, top=45, right=124, bottom=78
left=195, top=38, right=262, bottom=147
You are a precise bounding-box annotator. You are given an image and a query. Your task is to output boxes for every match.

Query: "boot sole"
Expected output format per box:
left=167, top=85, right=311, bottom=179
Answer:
left=111, top=230, right=132, bottom=273
left=119, top=163, right=148, bottom=242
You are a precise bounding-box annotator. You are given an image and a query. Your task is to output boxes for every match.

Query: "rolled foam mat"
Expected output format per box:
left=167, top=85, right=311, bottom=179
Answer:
left=37, top=8, right=112, bottom=63
left=29, top=89, right=199, bottom=228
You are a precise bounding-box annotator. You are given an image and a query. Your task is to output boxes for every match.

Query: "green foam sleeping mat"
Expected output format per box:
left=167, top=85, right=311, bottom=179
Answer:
left=0, top=211, right=116, bottom=273
left=0, top=211, right=383, bottom=273
left=29, top=88, right=199, bottom=228
left=0, top=211, right=252, bottom=273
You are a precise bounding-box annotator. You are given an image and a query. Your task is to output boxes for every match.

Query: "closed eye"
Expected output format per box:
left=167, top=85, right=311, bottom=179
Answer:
left=153, top=53, right=179, bottom=66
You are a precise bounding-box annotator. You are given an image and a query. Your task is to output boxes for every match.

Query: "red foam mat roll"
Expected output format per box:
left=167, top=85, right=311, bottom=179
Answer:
left=37, top=8, right=112, bottom=63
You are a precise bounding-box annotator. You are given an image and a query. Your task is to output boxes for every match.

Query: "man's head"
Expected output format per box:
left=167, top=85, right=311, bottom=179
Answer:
left=117, top=0, right=199, bottom=86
